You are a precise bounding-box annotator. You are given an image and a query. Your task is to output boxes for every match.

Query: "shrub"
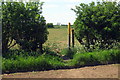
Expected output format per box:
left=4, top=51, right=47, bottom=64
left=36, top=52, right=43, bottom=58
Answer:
left=2, top=50, right=41, bottom=59
left=72, top=1, right=120, bottom=51
left=47, top=23, right=54, bottom=28
left=2, top=2, right=48, bottom=53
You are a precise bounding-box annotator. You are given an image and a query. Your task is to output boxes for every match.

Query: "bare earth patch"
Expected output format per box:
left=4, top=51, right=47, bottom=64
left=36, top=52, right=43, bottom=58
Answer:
left=2, top=64, right=119, bottom=78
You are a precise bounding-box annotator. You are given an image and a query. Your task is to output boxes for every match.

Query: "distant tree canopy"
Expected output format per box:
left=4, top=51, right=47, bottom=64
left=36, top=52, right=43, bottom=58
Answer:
left=2, top=2, right=48, bottom=53
left=73, top=1, right=120, bottom=51
left=46, top=23, right=54, bottom=28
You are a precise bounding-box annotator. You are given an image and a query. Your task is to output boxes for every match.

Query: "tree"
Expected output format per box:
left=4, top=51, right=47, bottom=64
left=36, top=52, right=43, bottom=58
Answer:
left=2, top=2, right=16, bottom=53
left=46, top=23, right=54, bottom=28
left=72, top=1, right=120, bottom=51
left=2, top=2, right=48, bottom=53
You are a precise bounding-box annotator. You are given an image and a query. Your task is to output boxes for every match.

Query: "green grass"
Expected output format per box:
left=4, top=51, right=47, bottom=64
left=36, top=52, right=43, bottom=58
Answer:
left=2, top=49, right=120, bottom=74
left=44, top=27, right=80, bottom=54
left=48, top=28, right=67, bottom=43
left=60, top=48, right=77, bottom=59
left=71, top=49, right=120, bottom=67
left=2, top=50, right=65, bottom=73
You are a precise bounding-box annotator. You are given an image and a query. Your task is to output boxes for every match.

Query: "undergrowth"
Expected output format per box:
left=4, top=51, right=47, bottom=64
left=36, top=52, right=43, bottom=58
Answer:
left=71, top=49, right=120, bottom=67
left=2, top=49, right=120, bottom=74
left=2, top=50, right=65, bottom=74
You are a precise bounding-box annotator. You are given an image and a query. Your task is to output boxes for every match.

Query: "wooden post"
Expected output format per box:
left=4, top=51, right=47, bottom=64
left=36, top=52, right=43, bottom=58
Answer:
left=68, top=22, right=71, bottom=49
left=71, top=29, right=74, bottom=48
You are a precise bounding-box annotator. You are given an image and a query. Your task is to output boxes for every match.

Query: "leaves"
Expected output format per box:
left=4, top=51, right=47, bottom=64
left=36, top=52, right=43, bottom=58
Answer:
left=2, top=2, right=48, bottom=53
left=73, top=1, right=120, bottom=51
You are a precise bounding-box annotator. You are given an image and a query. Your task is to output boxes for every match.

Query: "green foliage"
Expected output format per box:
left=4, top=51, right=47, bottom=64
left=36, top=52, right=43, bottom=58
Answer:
left=2, top=49, right=120, bottom=74
left=2, top=2, right=48, bottom=53
left=2, top=52, right=65, bottom=73
left=44, top=42, right=61, bottom=53
left=72, top=49, right=120, bottom=67
left=43, top=44, right=61, bottom=57
left=60, top=48, right=77, bottom=59
left=47, top=23, right=54, bottom=28
left=2, top=2, right=14, bottom=53
left=72, top=1, right=120, bottom=51
left=2, top=50, right=41, bottom=59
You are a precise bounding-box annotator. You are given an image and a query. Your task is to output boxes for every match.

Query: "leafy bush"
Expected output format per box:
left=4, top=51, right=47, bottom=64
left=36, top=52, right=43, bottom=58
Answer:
left=2, top=50, right=41, bottom=59
left=71, top=49, right=120, bottom=67
left=47, top=23, right=54, bottom=28
left=72, top=1, right=120, bottom=51
left=2, top=2, right=48, bottom=53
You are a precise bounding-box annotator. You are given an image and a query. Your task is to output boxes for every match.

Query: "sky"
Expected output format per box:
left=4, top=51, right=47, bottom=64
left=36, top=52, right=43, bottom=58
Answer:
left=40, top=0, right=120, bottom=25
left=40, top=0, right=95, bottom=25
left=3, top=0, right=120, bottom=25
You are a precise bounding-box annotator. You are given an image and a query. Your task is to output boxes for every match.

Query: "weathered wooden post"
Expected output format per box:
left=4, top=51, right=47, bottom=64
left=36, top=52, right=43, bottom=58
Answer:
left=68, top=22, right=71, bottom=49
left=71, top=29, right=75, bottom=48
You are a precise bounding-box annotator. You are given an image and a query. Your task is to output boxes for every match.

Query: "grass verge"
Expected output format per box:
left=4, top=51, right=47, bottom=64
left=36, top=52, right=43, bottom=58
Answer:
left=2, top=49, right=120, bottom=74
left=71, top=49, right=120, bottom=67
left=2, top=50, right=65, bottom=74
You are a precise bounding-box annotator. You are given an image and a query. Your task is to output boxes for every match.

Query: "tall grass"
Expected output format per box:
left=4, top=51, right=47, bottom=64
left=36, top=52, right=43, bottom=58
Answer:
left=60, top=48, right=77, bottom=59
left=71, top=49, right=120, bottom=67
left=2, top=49, right=120, bottom=74
left=2, top=50, right=65, bottom=74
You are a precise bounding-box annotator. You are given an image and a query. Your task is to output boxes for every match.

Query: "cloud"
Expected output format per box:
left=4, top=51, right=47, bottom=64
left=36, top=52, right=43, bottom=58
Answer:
left=68, top=0, right=83, bottom=2
left=43, top=4, right=59, bottom=8
left=40, top=0, right=56, bottom=2
left=65, top=4, right=77, bottom=9
left=41, top=0, right=83, bottom=3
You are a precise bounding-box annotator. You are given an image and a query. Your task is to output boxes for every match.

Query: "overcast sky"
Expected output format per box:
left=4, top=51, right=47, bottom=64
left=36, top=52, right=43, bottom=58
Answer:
left=3, top=0, right=120, bottom=25
left=40, top=0, right=95, bottom=25
left=40, top=0, right=120, bottom=25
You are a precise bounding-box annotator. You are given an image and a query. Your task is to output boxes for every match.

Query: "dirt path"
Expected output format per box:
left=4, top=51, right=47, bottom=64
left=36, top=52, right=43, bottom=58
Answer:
left=2, top=64, right=119, bottom=78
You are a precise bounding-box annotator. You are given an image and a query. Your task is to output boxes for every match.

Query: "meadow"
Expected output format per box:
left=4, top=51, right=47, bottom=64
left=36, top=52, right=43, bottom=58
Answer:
left=44, top=26, right=81, bottom=54
left=46, top=27, right=68, bottom=49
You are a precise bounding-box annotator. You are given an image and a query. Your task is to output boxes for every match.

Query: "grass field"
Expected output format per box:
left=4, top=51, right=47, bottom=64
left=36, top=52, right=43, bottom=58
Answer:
left=44, top=27, right=80, bottom=50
